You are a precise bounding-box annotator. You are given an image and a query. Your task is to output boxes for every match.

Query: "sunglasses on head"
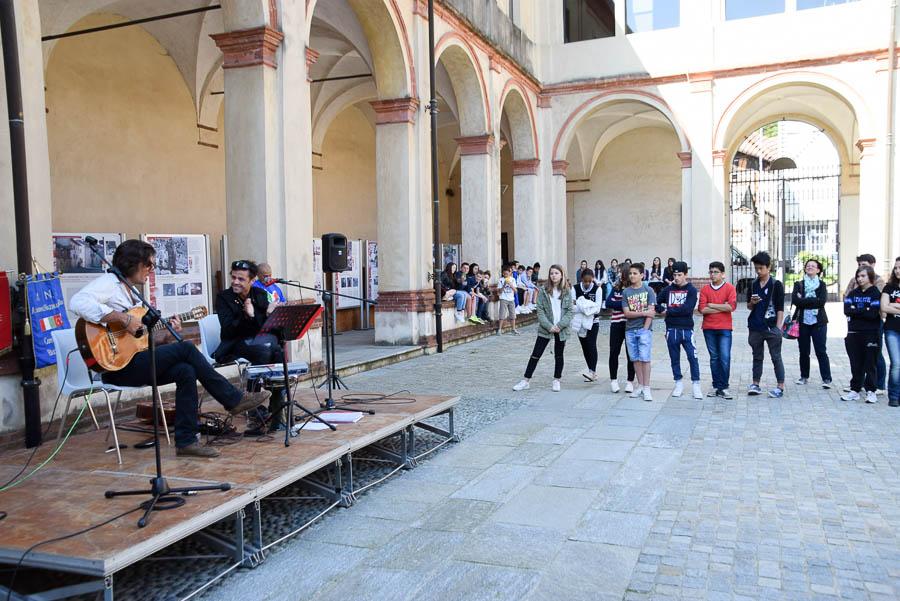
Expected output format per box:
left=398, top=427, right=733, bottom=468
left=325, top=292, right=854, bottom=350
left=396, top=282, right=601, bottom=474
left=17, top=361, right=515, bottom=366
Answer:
left=232, top=260, right=253, bottom=271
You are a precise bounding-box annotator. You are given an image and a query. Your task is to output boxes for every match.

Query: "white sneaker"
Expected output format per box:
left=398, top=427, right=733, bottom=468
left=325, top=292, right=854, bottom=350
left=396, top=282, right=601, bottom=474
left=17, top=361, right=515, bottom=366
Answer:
left=552, top=380, right=561, bottom=392
left=692, top=382, right=703, bottom=400
left=842, top=386, right=852, bottom=393
left=672, top=380, right=684, bottom=397
left=866, top=391, right=878, bottom=404
left=513, top=380, right=530, bottom=391
left=629, top=385, right=644, bottom=398
left=877, top=389, right=887, bottom=397
left=795, top=377, right=808, bottom=385
left=610, top=380, right=620, bottom=393
left=840, top=390, right=860, bottom=402
left=625, top=381, right=635, bottom=394
left=455, top=311, right=465, bottom=323
left=642, top=387, right=654, bottom=402
left=582, top=370, right=597, bottom=382
left=515, top=306, right=523, bottom=315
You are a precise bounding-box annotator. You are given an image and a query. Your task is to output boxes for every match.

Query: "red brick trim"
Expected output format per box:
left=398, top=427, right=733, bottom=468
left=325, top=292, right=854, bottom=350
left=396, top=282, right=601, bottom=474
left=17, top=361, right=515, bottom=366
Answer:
left=489, top=55, right=502, bottom=73
left=306, top=46, right=320, bottom=82
left=856, top=137, right=876, bottom=154
left=455, top=134, right=495, bottom=155
left=371, top=98, right=420, bottom=124
left=211, top=26, right=284, bottom=69
left=512, top=159, right=540, bottom=176
left=537, top=94, right=552, bottom=108
left=552, top=160, right=569, bottom=177
left=375, top=289, right=436, bottom=313
left=677, top=151, right=693, bottom=169
left=712, top=149, right=727, bottom=166
left=413, top=0, right=427, bottom=17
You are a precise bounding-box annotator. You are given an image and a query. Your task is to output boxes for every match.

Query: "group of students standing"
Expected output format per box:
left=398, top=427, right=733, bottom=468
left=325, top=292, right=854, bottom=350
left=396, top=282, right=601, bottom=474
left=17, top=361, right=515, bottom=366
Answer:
left=509, top=252, right=900, bottom=409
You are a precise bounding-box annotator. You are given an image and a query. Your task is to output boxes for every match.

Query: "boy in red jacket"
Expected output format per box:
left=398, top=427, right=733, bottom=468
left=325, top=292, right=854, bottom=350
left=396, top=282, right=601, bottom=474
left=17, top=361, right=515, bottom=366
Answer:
left=699, top=261, right=737, bottom=399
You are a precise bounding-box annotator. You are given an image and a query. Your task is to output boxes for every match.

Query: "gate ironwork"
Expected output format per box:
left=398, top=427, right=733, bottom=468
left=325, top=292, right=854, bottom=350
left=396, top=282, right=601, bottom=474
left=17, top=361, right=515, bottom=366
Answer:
left=729, top=164, right=841, bottom=298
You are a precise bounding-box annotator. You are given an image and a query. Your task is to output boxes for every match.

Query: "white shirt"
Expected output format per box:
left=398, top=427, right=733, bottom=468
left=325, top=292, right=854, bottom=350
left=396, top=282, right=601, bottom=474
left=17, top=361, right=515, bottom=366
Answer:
left=550, top=289, right=562, bottom=325
left=70, top=273, right=140, bottom=323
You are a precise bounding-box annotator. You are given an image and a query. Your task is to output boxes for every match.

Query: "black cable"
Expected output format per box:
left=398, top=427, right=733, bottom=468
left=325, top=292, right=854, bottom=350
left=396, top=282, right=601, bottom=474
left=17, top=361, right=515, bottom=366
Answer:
left=4, top=506, right=141, bottom=601
left=337, top=390, right=418, bottom=406
left=0, top=349, right=77, bottom=490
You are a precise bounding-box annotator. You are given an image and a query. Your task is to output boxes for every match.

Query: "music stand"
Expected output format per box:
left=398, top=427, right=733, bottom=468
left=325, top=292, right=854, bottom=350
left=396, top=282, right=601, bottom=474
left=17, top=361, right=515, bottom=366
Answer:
left=260, top=303, right=335, bottom=446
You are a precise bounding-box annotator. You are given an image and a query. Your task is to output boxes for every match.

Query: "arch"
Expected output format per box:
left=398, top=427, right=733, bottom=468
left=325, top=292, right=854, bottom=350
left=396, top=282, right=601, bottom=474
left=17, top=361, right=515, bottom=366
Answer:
left=498, top=80, right=538, bottom=160
left=435, top=33, right=491, bottom=136
left=307, top=0, right=415, bottom=99
left=553, top=90, right=690, bottom=161
left=713, top=71, right=873, bottom=152
left=589, top=120, right=675, bottom=176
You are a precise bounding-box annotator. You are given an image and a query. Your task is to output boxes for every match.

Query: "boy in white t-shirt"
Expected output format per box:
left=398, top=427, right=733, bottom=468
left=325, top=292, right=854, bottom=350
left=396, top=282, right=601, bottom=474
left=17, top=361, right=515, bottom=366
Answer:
left=498, top=266, right=520, bottom=335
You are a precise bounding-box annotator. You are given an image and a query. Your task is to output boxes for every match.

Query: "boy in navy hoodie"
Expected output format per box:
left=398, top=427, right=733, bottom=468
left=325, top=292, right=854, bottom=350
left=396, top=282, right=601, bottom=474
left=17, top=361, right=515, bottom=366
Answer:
left=657, top=261, right=703, bottom=399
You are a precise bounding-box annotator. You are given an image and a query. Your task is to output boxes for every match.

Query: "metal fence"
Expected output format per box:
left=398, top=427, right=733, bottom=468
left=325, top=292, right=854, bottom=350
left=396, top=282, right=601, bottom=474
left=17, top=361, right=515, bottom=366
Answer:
left=729, top=164, right=841, bottom=298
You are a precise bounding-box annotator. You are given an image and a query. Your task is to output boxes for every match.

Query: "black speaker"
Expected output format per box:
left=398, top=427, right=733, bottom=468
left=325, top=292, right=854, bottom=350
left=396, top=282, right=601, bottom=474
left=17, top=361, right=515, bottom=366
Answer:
left=321, top=233, right=348, bottom=272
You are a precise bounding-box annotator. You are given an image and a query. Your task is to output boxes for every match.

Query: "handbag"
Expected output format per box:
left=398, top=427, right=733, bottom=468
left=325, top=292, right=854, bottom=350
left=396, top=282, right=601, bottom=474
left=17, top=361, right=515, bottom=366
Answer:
left=781, top=286, right=799, bottom=340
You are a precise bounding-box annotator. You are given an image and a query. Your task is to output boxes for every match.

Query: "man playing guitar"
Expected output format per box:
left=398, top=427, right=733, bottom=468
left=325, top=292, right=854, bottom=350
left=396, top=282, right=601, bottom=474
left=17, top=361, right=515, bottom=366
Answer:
left=70, top=240, right=270, bottom=458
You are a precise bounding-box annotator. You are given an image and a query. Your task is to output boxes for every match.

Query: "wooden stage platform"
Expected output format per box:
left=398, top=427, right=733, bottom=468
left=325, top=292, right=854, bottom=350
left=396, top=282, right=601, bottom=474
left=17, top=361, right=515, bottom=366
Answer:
left=0, top=391, right=459, bottom=601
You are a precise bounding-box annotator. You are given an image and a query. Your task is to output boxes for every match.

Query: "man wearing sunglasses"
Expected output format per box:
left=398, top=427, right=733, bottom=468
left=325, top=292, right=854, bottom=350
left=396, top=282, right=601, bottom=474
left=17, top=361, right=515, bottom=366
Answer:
left=214, top=260, right=286, bottom=432
left=71, top=240, right=271, bottom=458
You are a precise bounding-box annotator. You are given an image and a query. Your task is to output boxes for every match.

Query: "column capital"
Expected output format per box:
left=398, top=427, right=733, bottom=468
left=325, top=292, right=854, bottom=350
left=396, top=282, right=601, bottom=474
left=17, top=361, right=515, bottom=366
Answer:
left=677, top=151, right=693, bottom=169
left=552, top=160, right=569, bottom=177
left=211, top=26, right=284, bottom=69
left=512, top=159, right=540, bottom=176
left=712, top=149, right=727, bottom=166
left=856, top=137, right=877, bottom=156
left=374, top=289, right=436, bottom=313
left=455, top=134, right=495, bottom=155
left=537, top=94, right=552, bottom=109
left=306, top=47, right=319, bottom=82
left=370, top=98, right=420, bottom=124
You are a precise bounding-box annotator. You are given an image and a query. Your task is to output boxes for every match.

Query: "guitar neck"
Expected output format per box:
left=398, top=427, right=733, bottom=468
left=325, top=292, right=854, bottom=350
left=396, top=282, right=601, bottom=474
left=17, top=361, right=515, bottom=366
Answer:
left=151, top=309, right=197, bottom=332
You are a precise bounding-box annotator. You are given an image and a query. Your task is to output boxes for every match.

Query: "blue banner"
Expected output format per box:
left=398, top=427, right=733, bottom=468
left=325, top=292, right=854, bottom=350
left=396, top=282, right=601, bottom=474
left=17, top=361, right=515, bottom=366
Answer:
left=26, top=272, right=70, bottom=368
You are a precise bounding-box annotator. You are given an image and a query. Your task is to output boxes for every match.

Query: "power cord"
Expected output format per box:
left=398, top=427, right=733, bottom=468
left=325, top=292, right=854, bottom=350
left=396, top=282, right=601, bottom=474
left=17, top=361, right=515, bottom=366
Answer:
left=0, top=349, right=80, bottom=490
left=3, top=505, right=141, bottom=601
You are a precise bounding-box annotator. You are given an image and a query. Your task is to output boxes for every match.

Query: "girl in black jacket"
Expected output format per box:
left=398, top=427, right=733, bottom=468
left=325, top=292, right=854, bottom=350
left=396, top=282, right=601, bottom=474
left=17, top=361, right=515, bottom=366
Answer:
left=841, top=266, right=882, bottom=403
left=791, top=259, right=832, bottom=388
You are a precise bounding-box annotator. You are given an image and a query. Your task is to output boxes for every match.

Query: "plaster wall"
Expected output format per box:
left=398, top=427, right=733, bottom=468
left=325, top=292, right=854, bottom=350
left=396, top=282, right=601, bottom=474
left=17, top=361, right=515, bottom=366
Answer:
left=44, top=15, right=226, bottom=271
left=313, top=105, right=377, bottom=241
left=573, top=127, right=681, bottom=267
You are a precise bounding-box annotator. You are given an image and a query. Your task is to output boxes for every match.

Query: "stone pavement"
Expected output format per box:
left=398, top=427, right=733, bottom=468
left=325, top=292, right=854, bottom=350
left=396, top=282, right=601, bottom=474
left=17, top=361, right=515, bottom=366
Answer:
left=204, top=305, right=900, bottom=601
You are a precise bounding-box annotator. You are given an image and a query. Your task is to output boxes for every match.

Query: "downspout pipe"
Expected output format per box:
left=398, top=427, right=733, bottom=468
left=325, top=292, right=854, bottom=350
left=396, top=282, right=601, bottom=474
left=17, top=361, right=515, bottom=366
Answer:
left=887, top=0, right=897, bottom=266
left=428, top=0, right=443, bottom=353
left=1, top=0, right=42, bottom=447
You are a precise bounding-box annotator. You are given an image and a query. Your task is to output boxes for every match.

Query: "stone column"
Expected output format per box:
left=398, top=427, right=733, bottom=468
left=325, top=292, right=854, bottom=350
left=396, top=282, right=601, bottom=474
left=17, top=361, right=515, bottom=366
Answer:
left=371, top=98, right=434, bottom=345
left=710, top=149, right=728, bottom=269
left=456, top=134, right=500, bottom=271
left=856, top=138, right=888, bottom=269
left=551, top=160, right=569, bottom=266
left=512, top=159, right=541, bottom=267
left=678, top=151, right=693, bottom=262
left=0, top=0, right=53, bottom=269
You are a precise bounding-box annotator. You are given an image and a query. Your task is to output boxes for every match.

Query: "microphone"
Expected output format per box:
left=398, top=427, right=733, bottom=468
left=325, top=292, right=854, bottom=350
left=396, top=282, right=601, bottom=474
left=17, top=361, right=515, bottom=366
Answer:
left=274, top=278, right=290, bottom=284
left=84, top=235, right=98, bottom=246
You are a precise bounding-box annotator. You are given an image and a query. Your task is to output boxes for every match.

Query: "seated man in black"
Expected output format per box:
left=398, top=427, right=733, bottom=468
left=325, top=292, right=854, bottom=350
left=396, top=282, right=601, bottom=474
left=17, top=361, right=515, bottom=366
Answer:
left=214, top=260, right=286, bottom=430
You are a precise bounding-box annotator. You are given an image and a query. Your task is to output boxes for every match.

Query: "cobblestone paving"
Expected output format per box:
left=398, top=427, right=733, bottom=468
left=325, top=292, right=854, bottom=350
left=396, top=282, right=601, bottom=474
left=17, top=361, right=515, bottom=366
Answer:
left=199, top=305, right=900, bottom=601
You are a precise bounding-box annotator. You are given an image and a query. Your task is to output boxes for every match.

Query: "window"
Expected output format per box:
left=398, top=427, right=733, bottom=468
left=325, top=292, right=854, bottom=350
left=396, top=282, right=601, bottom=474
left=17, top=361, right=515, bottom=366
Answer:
left=564, top=0, right=615, bottom=43
left=725, top=0, right=784, bottom=20
left=797, top=0, right=859, bottom=9
left=626, top=0, right=679, bottom=33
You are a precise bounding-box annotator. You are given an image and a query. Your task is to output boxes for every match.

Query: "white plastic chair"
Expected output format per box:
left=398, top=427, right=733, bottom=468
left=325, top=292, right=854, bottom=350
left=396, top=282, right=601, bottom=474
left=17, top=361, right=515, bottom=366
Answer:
left=199, top=313, right=249, bottom=373
left=51, top=328, right=124, bottom=464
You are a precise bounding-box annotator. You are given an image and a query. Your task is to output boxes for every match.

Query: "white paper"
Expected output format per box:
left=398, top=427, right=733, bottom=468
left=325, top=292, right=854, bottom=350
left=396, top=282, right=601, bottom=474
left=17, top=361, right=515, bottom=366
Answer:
left=52, top=232, right=123, bottom=324
left=142, top=234, right=211, bottom=319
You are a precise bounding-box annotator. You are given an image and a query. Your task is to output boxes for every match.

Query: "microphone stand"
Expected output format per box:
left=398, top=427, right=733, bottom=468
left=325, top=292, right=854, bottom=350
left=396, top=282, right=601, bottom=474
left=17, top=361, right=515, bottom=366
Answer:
left=276, top=279, right=376, bottom=410
left=83, top=237, right=230, bottom=528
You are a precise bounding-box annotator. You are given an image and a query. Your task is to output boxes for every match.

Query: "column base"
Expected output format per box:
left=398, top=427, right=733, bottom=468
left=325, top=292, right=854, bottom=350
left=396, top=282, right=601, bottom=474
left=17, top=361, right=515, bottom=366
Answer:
left=374, top=289, right=437, bottom=345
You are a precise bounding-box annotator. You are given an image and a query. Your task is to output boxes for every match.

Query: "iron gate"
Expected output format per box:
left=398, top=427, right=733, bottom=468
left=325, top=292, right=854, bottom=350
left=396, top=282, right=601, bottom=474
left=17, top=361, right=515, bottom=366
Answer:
left=729, top=164, right=841, bottom=298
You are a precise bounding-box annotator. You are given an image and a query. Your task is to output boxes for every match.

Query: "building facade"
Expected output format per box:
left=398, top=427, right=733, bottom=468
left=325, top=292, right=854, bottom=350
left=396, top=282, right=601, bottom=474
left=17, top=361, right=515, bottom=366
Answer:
left=1, top=0, right=898, bottom=434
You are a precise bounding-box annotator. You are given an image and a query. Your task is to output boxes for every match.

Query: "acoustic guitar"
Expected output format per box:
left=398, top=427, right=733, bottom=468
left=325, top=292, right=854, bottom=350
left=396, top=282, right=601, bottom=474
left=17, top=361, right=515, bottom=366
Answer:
left=75, top=306, right=208, bottom=372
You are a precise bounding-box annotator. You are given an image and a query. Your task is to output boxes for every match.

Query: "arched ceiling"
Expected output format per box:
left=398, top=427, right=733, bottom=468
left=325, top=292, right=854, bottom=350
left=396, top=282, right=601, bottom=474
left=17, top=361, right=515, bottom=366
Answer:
left=735, top=120, right=840, bottom=169
left=564, top=100, right=676, bottom=179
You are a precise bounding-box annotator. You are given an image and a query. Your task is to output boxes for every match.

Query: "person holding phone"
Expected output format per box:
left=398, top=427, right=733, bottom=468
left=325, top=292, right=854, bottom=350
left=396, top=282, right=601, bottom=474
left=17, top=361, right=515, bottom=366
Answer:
left=746, top=252, right=786, bottom=398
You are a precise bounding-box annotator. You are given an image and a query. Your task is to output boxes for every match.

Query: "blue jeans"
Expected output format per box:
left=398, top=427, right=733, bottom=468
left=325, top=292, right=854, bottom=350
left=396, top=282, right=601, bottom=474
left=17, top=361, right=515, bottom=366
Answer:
left=703, top=329, right=732, bottom=391
left=453, top=291, right=468, bottom=311
left=798, top=323, right=831, bottom=382
left=885, top=329, right=900, bottom=402
left=625, top=328, right=652, bottom=362
left=876, top=327, right=887, bottom=390
left=666, top=328, right=700, bottom=382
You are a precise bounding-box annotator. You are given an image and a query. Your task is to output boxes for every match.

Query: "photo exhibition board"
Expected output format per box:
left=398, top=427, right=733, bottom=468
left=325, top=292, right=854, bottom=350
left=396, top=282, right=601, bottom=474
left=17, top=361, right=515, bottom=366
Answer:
left=334, top=239, right=361, bottom=309
left=52, top=232, right=124, bottom=324
left=366, top=240, right=378, bottom=301
left=140, top=234, right=212, bottom=318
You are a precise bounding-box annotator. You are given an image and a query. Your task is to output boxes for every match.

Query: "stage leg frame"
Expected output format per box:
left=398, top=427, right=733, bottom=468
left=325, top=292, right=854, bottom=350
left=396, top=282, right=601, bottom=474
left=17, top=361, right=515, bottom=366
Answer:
left=0, top=576, right=113, bottom=601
